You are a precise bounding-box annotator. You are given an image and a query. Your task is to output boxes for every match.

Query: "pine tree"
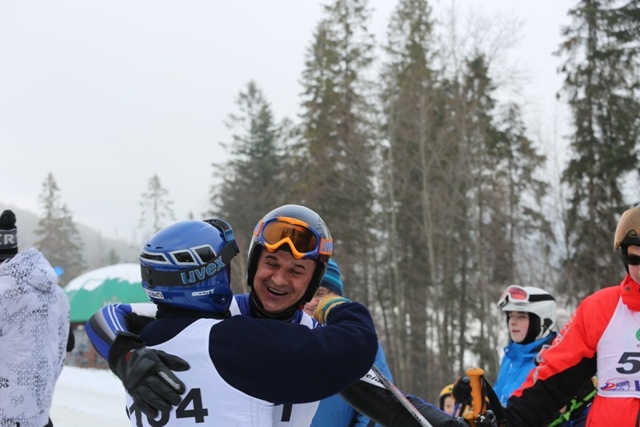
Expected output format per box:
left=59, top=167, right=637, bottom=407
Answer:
left=297, top=0, right=377, bottom=305
left=379, top=0, right=553, bottom=397
left=209, top=81, right=290, bottom=292
left=107, top=248, right=120, bottom=265
left=139, top=174, right=176, bottom=237
left=444, top=54, right=553, bottom=386
left=34, top=173, right=86, bottom=286
left=378, top=0, right=443, bottom=397
left=559, top=0, right=640, bottom=301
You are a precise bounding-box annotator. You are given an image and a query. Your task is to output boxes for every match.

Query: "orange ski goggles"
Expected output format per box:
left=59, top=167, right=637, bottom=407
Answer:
left=253, top=216, right=333, bottom=260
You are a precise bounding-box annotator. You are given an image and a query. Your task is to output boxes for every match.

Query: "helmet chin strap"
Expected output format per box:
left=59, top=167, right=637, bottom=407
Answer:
left=539, top=318, right=553, bottom=338
left=622, top=247, right=630, bottom=274
left=619, top=246, right=640, bottom=311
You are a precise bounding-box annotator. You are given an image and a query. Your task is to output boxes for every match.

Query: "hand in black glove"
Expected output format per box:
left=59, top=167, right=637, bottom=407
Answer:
left=475, top=410, right=499, bottom=427
left=454, top=410, right=499, bottom=427
left=452, top=376, right=472, bottom=406
left=108, top=332, right=190, bottom=418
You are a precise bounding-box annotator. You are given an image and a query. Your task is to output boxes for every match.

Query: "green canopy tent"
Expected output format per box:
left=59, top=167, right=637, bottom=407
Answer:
left=65, top=263, right=150, bottom=323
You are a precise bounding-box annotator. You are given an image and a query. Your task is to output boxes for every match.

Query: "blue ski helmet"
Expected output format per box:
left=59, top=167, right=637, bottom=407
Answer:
left=140, top=218, right=239, bottom=313
left=247, top=204, right=333, bottom=305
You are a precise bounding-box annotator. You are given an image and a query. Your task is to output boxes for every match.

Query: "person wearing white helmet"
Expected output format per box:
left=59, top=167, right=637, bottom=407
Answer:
left=497, top=204, right=640, bottom=426
left=451, top=284, right=594, bottom=426
left=493, top=285, right=557, bottom=406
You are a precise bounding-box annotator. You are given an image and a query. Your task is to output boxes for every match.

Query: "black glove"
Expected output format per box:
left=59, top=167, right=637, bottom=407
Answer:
left=108, top=332, right=190, bottom=418
left=454, top=410, right=499, bottom=427
left=476, top=410, right=499, bottom=427
left=453, top=376, right=472, bottom=406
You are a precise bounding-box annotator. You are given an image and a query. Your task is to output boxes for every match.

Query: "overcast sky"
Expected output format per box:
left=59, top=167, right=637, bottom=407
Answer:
left=0, top=0, right=573, bottom=243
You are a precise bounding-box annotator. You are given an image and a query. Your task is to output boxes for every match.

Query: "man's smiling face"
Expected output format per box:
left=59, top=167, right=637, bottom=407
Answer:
left=252, top=249, right=315, bottom=315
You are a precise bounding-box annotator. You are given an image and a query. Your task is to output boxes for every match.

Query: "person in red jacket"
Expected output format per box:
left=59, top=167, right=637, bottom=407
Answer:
left=503, top=204, right=640, bottom=426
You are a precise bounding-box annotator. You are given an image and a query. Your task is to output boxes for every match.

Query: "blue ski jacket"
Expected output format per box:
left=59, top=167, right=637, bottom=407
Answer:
left=494, top=332, right=556, bottom=406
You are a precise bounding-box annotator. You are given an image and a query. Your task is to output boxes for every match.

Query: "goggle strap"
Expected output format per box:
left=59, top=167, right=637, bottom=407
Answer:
left=205, top=218, right=240, bottom=253
left=318, top=237, right=333, bottom=256
left=525, top=294, right=554, bottom=302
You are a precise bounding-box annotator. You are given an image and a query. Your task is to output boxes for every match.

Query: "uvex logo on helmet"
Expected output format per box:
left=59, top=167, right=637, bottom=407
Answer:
left=180, top=259, right=226, bottom=285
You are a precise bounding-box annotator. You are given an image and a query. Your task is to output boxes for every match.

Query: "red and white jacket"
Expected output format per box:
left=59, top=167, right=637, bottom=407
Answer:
left=506, top=274, right=640, bottom=426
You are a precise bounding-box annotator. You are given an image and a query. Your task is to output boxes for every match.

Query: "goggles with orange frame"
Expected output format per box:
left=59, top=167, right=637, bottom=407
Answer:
left=253, top=216, right=333, bottom=260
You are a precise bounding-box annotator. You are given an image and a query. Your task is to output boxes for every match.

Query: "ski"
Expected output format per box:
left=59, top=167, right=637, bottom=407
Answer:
left=371, top=364, right=434, bottom=427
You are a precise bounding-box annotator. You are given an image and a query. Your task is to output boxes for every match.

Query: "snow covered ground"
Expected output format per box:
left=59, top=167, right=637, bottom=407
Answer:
left=50, top=365, right=130, bottom=427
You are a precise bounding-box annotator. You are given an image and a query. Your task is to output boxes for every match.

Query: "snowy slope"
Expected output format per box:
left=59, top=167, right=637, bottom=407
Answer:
left=50, top=366, right=130, bottom=427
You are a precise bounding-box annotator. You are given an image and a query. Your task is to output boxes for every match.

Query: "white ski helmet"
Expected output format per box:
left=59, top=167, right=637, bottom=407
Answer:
left=497, top=285, right=556, bottom=342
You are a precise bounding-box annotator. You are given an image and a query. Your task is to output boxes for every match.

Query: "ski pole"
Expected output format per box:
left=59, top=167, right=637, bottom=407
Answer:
left=462, top=367, right=485, bottom=427
left=371, top=365, right=434, bottom=427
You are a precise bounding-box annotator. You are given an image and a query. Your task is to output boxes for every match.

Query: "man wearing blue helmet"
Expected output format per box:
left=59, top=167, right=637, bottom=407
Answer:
left=87, top=208, right=378, bottom=426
